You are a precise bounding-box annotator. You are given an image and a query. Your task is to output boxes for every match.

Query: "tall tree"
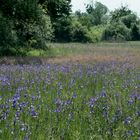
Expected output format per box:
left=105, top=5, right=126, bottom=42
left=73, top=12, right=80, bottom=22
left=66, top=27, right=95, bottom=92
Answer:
left=86, top=1, right=109, bottom=25
left=43, top=0, right=72, bottom=42
left=110, top=6, right=131, bottom=23
left=0, top=0, right=53, bottom=49
left=121, top=14, right=138, bottom=28
left=0, top=0, right=38, bottom=20
left=46, top=0, right=71, bottom=20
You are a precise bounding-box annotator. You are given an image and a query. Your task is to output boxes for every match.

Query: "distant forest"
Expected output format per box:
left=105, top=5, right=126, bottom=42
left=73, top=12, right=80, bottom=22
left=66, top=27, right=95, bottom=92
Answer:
left=0, top=0, right=140, bottom=51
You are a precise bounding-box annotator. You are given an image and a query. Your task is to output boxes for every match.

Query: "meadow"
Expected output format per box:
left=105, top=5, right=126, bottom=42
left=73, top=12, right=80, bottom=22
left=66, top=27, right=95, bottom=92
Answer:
left=0, top=42, right=140, bottom=140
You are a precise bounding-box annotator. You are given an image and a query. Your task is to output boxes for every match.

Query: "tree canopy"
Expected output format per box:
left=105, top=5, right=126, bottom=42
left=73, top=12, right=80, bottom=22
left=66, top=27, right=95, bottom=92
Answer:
left=86, top=1, right=109, bottom=25
left=0, top=0, right=140, bottom=56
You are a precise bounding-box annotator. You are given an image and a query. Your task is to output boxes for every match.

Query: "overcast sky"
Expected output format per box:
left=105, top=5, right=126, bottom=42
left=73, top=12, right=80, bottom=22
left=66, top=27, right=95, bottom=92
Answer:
left=71, top=0, right=140, bottom=16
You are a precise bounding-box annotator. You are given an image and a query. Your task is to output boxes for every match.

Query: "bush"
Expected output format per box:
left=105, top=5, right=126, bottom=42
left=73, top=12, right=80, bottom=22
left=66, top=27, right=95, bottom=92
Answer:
left=87, top=25, right=106, bottom=42
left=102, top=22, right=131, bottom=41
left=121, top=14, right=138, bottom=28
left=70, top=19, right=92, bottom=42
left=131, top=24, right=140, bottom=40
left=0, top=45, right=28, bottom=56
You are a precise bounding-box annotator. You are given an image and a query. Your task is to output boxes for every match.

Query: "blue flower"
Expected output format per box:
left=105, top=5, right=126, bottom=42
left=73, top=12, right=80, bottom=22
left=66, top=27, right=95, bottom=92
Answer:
left=54, top=108, right=61, bottom=113
left=2, top=112, right=7, bottom=120
left=124, top=117, right=132, bottom=125
left=31, top=109, right=38, bottom=118
left=89, top=97, right=98, bottom=108
left=100, top=90, right=106, bottom=97
left=72, top=93, right=77, bottom=99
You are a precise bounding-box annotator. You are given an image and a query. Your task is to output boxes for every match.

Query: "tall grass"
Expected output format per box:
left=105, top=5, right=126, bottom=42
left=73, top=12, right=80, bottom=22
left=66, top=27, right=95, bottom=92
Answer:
left=26, top=42, right=140, bottom=57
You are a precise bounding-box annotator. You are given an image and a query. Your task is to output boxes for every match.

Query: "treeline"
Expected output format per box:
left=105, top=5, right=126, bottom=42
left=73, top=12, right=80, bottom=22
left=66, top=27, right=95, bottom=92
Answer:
left=0, top=0, right=140, bottom=54
left=71, top=1, right=140, bottom=42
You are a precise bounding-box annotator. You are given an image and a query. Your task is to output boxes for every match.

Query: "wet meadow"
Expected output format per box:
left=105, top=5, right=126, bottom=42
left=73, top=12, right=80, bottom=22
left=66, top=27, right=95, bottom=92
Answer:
left=0, top=42, right=140, bottom=140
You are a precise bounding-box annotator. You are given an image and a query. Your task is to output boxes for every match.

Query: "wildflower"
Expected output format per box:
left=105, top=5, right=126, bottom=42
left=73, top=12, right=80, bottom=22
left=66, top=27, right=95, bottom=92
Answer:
left=100, top=90, right=106, bottom=97
left=124, top=117, right=132, bottom=125
left=24, top=136, right=29, bottom=140
left=31, top=96, right=35, bottom=101
left=54, top=108, right=61, bottom=113
left=125, top=130, right=134, bottom=137
left=12, top=100, right=17, bottom=108
left=72, top=93, right=77, bottom=99
left=54, top=98, right=62, bottom=106
left=131, top=93, right=139, bottom=100
left=128, top=99, right=134, bottom=105
left=16, top=111, right=20, bottom=119
left=20, top=123, right=26, bottom=131
left=65, top=99, right=72, bottom=105
left=2, top=112, right=7, bottom=120
left=89, top=97, right=98, bottom=108
left=30, top=105, right=38, bottom=118
left=31, top=110, right=38, bottom=118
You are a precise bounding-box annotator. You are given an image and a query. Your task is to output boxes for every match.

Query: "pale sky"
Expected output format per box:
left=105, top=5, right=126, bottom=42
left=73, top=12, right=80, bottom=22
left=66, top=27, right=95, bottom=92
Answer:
left=71, top=0, right=140, bottom=16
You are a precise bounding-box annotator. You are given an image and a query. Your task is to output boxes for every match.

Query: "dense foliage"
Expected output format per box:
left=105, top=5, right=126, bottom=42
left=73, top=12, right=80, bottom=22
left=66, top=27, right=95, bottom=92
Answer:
left=0, top=0, right=53, bottom=55
left=72, top=2, right=140, bottom=43
left=102, top=6, right=140, bottom=41
left=0, top=0, right=140, bottom=55
left=102, top=22, right=131, bottom=41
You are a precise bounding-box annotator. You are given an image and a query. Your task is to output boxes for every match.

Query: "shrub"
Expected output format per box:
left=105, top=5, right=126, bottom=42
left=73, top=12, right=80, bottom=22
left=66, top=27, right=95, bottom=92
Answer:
left=0, top=46, right=27, bottom=56
left=87, top=25, right=106, bottom=42
left=70, top=19, right=92, bottom=42
left=121, top=14, right=138, bottom=28
left=131, top=24, right=140, bottom=40
left=102, top=22, right=131, bottom=41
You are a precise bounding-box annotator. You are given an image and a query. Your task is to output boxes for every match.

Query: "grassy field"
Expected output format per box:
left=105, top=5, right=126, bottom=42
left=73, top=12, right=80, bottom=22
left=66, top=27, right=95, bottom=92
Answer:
left=0, top=42, right=140, bottom=140
left=27, top=42, right=140, bottom=57
left=1, top=42, right=140, bottom=65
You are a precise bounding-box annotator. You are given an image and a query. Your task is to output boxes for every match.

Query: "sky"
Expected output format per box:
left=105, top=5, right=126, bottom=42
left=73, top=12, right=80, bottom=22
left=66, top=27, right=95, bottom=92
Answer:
left=71, top=0, right=140, bottom=16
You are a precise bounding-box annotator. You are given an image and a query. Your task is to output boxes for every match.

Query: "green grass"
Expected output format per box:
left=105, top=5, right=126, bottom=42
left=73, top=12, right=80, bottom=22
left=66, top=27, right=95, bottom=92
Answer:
left=26, top=42, right=140, bottom=57
left=1, top=41, right=140, bottom=58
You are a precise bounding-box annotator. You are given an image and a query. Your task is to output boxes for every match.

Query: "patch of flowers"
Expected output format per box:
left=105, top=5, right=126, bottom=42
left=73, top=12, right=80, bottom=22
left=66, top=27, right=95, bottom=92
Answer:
left=0, top=61, right=140, bottom=139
